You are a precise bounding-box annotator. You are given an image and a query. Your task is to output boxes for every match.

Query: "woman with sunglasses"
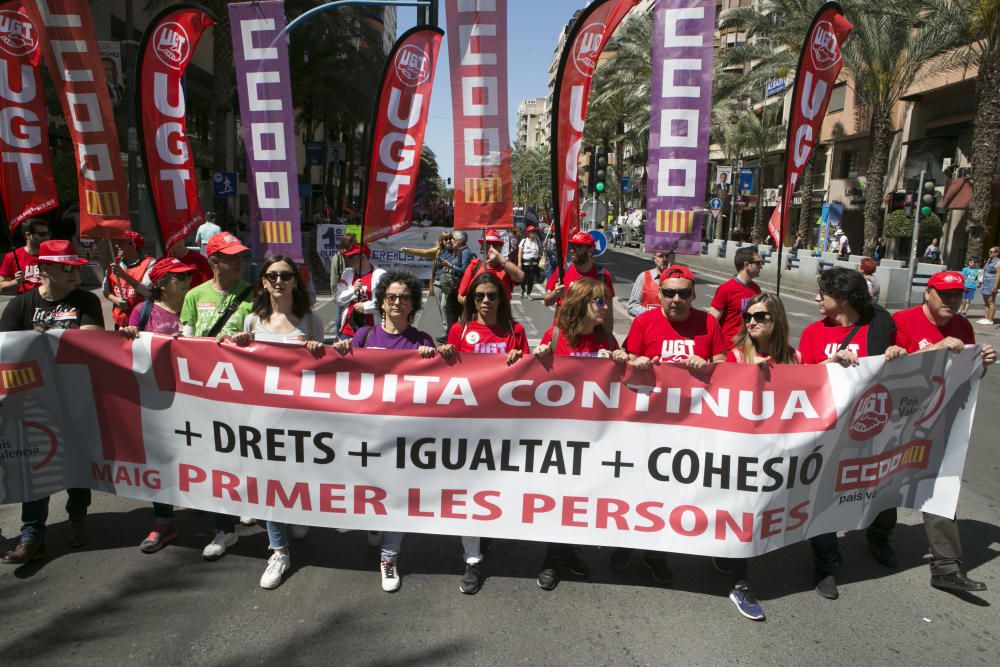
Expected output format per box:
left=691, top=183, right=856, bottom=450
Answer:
left=531, top=278, right=626, bottom=590
left=437, top=273, right=528, bottom=594
left=229, top=256, right=324, bottom=590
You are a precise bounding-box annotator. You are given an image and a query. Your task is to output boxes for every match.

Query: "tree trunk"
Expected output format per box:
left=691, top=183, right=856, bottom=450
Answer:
left=797, top=150, right=818, bottom=245
left=752, top=163, right=767, bottom=243
left=966, top=48, right=1000, bottom=262
left=862, top=113, right=894, bottom=256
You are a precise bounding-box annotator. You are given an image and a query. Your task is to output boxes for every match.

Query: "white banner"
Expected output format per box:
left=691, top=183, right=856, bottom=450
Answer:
left=0, top=331, right=981, bottom=558
left=317, top=224, right=449, bottom=280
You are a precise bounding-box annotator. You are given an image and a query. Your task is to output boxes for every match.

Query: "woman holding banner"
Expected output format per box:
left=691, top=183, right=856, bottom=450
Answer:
left=438, top=273, right=529, bottom=594
left=229, top=255, right=324, bottom=590
left=532, top=278, right=626, bottom=590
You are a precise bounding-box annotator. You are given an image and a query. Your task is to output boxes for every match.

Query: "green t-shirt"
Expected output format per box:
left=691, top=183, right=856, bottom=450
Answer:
left=180, top=279, right=253, bottom=337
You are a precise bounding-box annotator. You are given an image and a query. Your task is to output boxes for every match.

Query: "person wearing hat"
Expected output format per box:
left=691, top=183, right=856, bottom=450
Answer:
left=0, top=239, right=104, bottom=564
left=517, top=225, right=542, bottom=299
left=456, top=230, right=524, bottom=305
left=543, top=231, right=615, bottom=327
left=336, top=243, right=386, bottom=338
left=866, top=270, right=996, bottom=593
left=168, top=238, right=213, bottom=287
left=103, top=231, right=156, bottom=329
left=0, top=218, right=50, bottom=294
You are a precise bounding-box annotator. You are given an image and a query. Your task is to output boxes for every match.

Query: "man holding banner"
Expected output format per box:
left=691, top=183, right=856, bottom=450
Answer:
left=0, top=220, right=49, bottom=294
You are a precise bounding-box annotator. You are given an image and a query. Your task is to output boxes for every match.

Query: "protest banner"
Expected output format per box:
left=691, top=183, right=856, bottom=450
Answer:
left=316, top=224, right=442, bottom=279
left=0, top=330, right=980, bottom=558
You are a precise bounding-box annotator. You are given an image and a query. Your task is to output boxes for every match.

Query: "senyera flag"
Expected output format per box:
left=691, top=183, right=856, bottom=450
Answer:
left=137, top=4, right=215, bottom=251
left=549, top=0, right=638, bottom=279
left=445, top=0, right=513, bottom=231
left=772, top=2, right=853, bottom=290
left=362, top=26, right=443, bottom=243
left=0, top=1, right=57, bottom=234
left=22, top=0, right=130, bottom=239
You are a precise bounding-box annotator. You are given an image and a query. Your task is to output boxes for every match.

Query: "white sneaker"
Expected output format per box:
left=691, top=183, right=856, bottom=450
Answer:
left=977, top=319, right=993, bottom=324
left=367, top=531, right=381, bottom=547
left=380, top=559, right=401, bottom=592
left=202, top=530, right=238, bottom=560
left=289, top=525, right=309, bottom=540
left=260, top=551, right=290, bottom=589
left=239, top=516, right=256, bottom=526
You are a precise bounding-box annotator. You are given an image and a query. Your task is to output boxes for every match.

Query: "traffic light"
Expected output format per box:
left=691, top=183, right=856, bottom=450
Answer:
left=919, top=179, right=937, bottom=218
left=594, top=145, right=608, bottom=194
left=587, top=148, right=597, bottom=193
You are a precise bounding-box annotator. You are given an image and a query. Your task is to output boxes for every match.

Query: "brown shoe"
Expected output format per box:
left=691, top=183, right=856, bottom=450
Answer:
left=68, top=519, right=87, bottom=548
left=2, top=540, right=45, bottom=564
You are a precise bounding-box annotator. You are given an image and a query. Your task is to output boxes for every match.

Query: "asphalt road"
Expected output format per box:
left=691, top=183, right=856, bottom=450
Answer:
left=1, top=249, right=998, bottom=665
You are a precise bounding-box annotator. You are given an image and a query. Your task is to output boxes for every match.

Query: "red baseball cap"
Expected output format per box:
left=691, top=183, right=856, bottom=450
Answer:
left=927, top=271, right=965, bottom=291
left=343, top=243, right=372, bottom=257
left=482, top=230, right=504, bottom=244
left=37, top=239, right=87, bottom=266
left=526, top=225, right=538, bottom=233
left=206, top=232, right=249, bottom=256
left=149, top=257, right=196, bottom=284
left=120, top=230, right=144, bottom=250
left=568, top=231, right=595, bottom=247
left=660, top=264, right=696, bottom=283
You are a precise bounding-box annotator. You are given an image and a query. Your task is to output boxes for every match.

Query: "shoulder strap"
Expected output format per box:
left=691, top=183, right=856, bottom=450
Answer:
left=207, top=285, right=252, bottom=338
left=838, top=323, right=863, bottom=351
left=138, top=299, right=154, bottom=331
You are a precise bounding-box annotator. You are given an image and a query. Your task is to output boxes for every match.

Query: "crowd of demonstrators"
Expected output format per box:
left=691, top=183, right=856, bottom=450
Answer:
left=457, top=230, right=524, bottom=304
left=626, top=250, right=673, bottom=317
left=543, top=232, right=615, bottom=334
left=708, top=246, right=762, bottom=349
left=102, top=231, right=155, bottom=329
left=0, top=218, right=48, bottom=294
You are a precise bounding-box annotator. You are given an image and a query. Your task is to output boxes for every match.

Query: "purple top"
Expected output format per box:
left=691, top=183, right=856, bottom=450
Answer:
left=353, top=324, right=434, bottom=350
left=128, top=302, right=181, bottom=334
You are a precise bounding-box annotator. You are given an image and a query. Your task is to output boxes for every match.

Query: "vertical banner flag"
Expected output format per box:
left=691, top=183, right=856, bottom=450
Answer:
left=550, top=0, right=638, bottom=274
left=137, top=4, right=215, bottom=251
left=229, top=1, right=303, bottom=261
left=445, top=0, right=513, bottom=231
left=0, top=1, right=57, bottom=232
left=23, top=0, right=130, bottom=239
left=770, top=2, right=852, bottom=249
left=362, top=26, right=443, bottom=243
left=646, top=0, right=715, bottom=255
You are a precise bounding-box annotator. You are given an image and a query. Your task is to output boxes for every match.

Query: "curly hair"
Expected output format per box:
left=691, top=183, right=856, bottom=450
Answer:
left=817, top=267, right=872, bottom=318
left=858, top=257, right=877, bottom=275
left=252, top=256, right=312, bottom=320
left=731, top=293, right=797, bottom=365
left=555, top=278, right=612, bottom=348
left=460, top=272, right=513, bottom=328
left=374, top=270, right=423, bottom=323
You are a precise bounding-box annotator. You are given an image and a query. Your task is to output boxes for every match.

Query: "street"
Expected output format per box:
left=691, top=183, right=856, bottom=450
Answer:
left=1, top=248, right=998, bottom=665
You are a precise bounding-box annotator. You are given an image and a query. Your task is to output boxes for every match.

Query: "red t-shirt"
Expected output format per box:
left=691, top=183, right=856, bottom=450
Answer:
left=893, top=305, right=975, bottom=352
left=540, top=326, right=618, bottom=358
left=624, top=307, right=726, bottom=363
left=545, top=263, right=615, bottom=305
left=458, top=258, right=515, bottom=299
left=179, top=250, right=212, bottom=287
left=797, top=318, right=872, bottom=364
left=0, top=248, right=41, bottom=292
left=447, top=320, right=529, bottom=355
left=710, top=277, right=761, bottom=347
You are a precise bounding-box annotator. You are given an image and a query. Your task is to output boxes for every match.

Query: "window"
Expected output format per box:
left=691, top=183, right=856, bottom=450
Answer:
left=827, top=83, right=846, bottom=114
left=839, top=151, right=859, bottom=179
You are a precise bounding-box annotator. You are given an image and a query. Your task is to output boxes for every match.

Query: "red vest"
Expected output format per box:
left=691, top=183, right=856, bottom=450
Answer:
left=109, top=256, right=155, bottom=328
left=641, top=269, right=660, bottom=310
left=340, top=269, right=376, bottom=336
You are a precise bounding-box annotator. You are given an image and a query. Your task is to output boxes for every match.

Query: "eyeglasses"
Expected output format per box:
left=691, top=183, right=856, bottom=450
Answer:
left=383, top=293, right=412, bottom=304
left=742, top=311, right=773, bottom=324
left=264, top=271, right=295, bottom=283
left=590, top=297, right=608, bottom=308
left=474, top=291, right=500, bottom=302
left=660, top=288, right=693, bottom=299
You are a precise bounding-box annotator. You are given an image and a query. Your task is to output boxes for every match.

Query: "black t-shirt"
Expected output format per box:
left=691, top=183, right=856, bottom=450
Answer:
left=0, top=288, right=105, bottom=332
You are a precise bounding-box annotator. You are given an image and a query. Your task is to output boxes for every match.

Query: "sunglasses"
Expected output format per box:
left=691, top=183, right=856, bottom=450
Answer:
left=383, top=293, right=412, bottom=304
left=568, top=244, right=590, bottom=252
left=52, top=264, right=79, bottom=274
left=660, top=288, right=693, bottom=299
left=743, top=311, right=772, bottom=324
left=474, top=291, right=500, bottom=302
left=264, top=271, right=295, bottom=283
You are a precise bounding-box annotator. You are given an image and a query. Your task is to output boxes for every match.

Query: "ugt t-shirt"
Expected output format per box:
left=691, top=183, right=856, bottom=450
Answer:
left=624, top=308, right=726, bottom=362
left=710, top=277, right=761, bottom=347
left=892, top=305, right=975, bottom=352
left=447, top=320, right=529, bottom=355
left=0, top=288, right=104, bottom=332
left=0, top=248, right=42, bottom=292
left=180, top=280, right=253, bottom=337
left=797, top=318, right=872, bottom=364
left=353, top=324, right=434, bottom=350
left=540, top=326, right=618, bottom=358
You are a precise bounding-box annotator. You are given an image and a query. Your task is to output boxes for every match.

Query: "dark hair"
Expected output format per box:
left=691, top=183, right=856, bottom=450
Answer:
left=734, top=246, right=759, bottom=272
left=374, top=270, right=423, bottom=323
left=817, top=267, right=872, bottom=318
left=24, top=219, right=48, bottom=235
left=460, top=273, right=513, bottom=328
left=252, top=255, right=312, bottom=320
left=858, top=257, right=877, bottom=275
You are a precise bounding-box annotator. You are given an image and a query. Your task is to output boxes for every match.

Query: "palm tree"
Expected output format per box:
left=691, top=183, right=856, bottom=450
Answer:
left=511, top=144, right=552, bottom=212
left=709, top=102, right=749, bottom=240
left=736, top=103, right=785, bottom=243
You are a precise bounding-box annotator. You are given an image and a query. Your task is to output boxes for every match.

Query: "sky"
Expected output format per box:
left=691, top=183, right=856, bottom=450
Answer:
left=397, top=1, right=588, bottom=184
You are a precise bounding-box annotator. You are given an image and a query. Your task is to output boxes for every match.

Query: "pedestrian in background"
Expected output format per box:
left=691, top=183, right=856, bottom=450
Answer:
left=961, top=258, right=981, bottom=317
left=194, top=212, right=222, bottom=254
left=923, top=238, right=942, bottom=264
left=859, top=257, right=880, bottom=303
left=709, top=246, right=762, bottom=349
left=517, top=225, right=542, bottom=299
left=626, top=251, right=673, bottom=317
left=979, top=246, right=999, bottom=324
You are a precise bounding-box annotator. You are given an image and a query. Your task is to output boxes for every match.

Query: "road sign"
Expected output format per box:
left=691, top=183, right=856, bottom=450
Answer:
left=739, top=168, right=754, bottom=193
left=213, top=171, right=236, bottom=198
left=709, top=197, right=722, bottom=210
left=620, top=176, right=631, bottom=193
left=305, top=141, right=325, bottom=166
left=710, top=207, right=722, bottom=220
left=588, top=229, right=608, bottom=256
left=581, top=197, right=608, bottom=228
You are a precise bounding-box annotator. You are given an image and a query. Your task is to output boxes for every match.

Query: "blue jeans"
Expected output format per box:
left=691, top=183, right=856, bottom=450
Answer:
left=266, top=521, right=288, bottom=550
left=381, top=532, right=403, bottom=561
left=21, top=488, right=91, bottom=541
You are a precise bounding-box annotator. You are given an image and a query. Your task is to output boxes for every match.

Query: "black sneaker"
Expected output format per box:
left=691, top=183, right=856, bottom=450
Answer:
left=641, top=553, right=674, bottom=585
left=460, top=563, right=483, bottom=595
left=561, top=548, right=590, bottom=577
left=866, top=539, right=898, bottom=568
left=537, top=556, right=560, bottom=591
left=815, top=573, right=839, bottom=599
left=609, top=547, right=631, bottom=571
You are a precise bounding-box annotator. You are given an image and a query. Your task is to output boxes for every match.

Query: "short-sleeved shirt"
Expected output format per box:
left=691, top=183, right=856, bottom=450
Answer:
left=0, top=248, right=42, bottom=292
left=458, top=257, right=515, bottom=299
left=540, top=326, right=618, bottom=358
left=353, top=324, right=434, bottom=350
left=447, top=320, right=529, bottom=355
left=545, top=263, right=615, bottom=305
left=194, top=222, right=222, bottom=248
left=624, top=307, right=726, bottom=363
left=961, top=267, right=981, bottom=290
left=893, top=305, right=975, bottom=352
left=243, top=312, right=324, bottom=345
left=0, top=288, right=104, bottom=332
left=128, top=302, right=181, bottom=334
left=180, top=280, right=253, bottom=337
left=797, top=318, right=873, bottom=364
left=710, top=277, right=761, bottom=347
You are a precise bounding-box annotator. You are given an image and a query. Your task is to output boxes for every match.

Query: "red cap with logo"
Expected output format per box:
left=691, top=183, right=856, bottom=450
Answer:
left=37, top=239, right=87, bottom=266
left=526, top=225, right=538, bottom=233
left=206, top=232, right=249, bottom=256
left=149, top=257, right=196, bottom=284
left=482, top=230, right=504, bottom=244
left=927, top=271, right=965, bottom=291
left=568, top=231, right=595, bottom=247
left=343, top=243, right=372, bottom=257
left=660, top=264, right=696, bottom=283
left=123, top=230, right=144, bottom=250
